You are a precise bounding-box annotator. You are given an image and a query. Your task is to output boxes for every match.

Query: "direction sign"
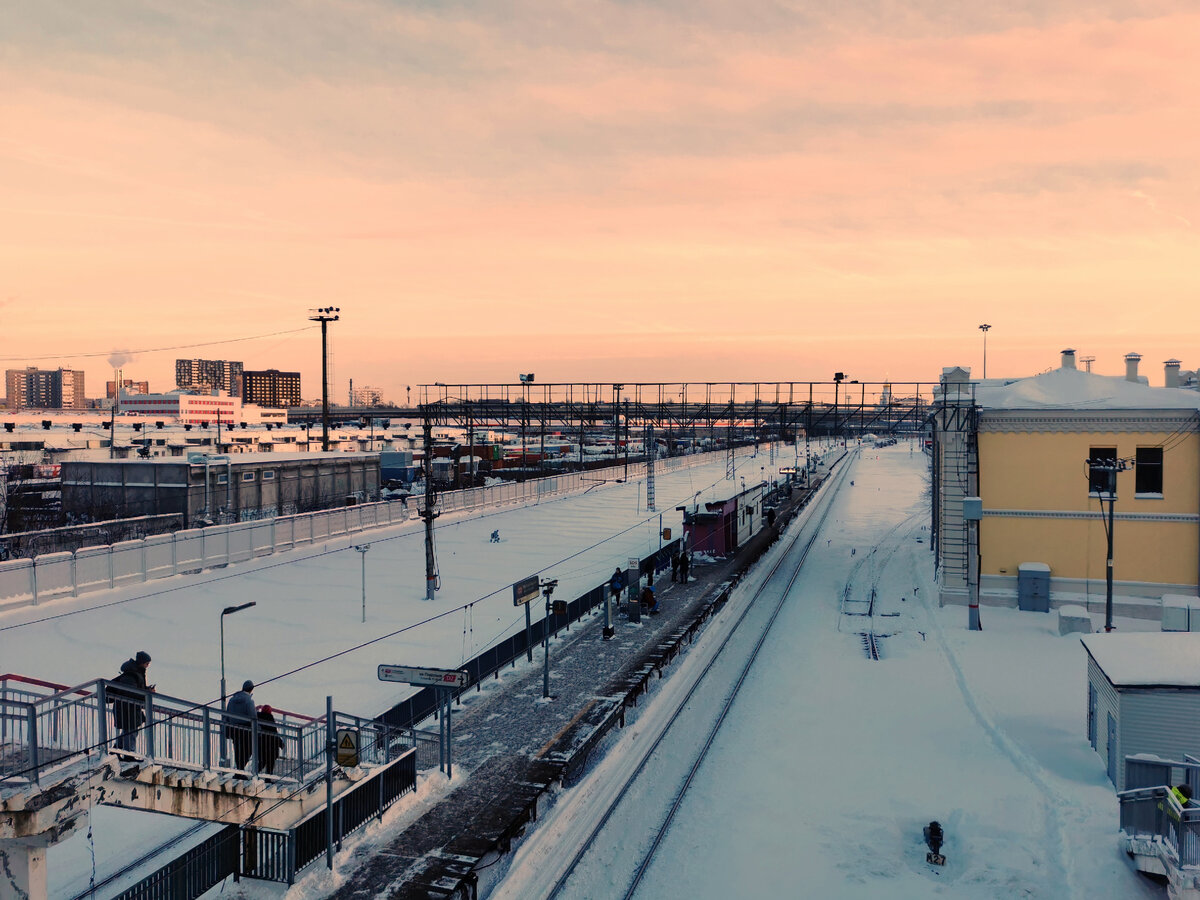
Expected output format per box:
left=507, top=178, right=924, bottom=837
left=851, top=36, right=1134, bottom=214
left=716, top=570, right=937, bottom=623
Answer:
left=336, top=728, right=359, bottom=767
left=513, top=575, right=540, bottom=607
left=377, top=665, right=468, bottom=688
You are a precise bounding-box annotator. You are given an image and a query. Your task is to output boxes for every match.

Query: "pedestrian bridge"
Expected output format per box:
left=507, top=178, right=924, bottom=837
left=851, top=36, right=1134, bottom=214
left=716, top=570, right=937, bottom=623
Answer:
left=0, top=673, right=428, bottom=900
left=1119, top=755, right=1200, bottom=900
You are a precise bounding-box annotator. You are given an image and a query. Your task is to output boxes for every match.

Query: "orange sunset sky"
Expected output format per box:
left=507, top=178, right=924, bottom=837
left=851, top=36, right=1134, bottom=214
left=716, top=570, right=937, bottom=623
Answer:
left=2, top=1, right=1198, bottom=401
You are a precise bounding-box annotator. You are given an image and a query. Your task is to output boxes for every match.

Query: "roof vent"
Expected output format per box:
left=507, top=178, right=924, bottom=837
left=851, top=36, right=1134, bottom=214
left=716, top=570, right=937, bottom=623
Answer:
left=1125, top=352, right=1142, bottom=383
left=1060, top=349, right=1077, bottom=370
left=1165, top=359, right=1182, bottom=389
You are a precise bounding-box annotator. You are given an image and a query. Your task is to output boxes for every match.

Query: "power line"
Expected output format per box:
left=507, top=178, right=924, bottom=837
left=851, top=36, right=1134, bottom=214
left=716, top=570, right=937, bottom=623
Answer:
left=0, top=326, right=317, bottom=362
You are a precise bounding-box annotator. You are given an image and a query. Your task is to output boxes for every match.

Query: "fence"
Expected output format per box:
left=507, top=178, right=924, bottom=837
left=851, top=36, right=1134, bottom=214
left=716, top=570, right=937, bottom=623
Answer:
left=0, top=447, right=753, bottom=611
left=99, top=749, right=418, bottom=900
left=378, top=539, right=681, bottom=731
left=0, top=513, right=185, bottom=561
left=0, top=671, right=416, bottom=789
left=1118, top=754, right=1200, bottom=868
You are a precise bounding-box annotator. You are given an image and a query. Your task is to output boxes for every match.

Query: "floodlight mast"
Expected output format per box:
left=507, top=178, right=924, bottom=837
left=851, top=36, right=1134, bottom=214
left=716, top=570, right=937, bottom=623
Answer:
left=308, top=307, right=340, bottom=451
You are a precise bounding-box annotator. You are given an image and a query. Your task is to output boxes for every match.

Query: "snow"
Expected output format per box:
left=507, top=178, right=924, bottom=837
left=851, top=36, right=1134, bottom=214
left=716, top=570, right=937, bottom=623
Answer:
left=1081, top=632, right=1200, bottom=686
left=1, top=444, right=812, bottom=896
left=975, top=366, right=1200, bottom=411
left=490, top=446, right=1167, bottom=900
left=5, top=440, right=1176, bottom=898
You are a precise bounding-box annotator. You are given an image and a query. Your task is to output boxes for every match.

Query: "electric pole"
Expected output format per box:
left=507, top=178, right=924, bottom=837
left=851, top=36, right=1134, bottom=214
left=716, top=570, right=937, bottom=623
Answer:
left=308, top=307, right=340, bottom=451
left=422, top=419, right=439, bottom=601
left=979, top=324, right=991, bottom=380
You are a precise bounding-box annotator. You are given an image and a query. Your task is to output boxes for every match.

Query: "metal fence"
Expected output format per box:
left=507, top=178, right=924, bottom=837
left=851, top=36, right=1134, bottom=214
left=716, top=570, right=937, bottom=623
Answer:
left=1119, top=755, right=1200, bottom=869
left=108, top=825, right=240, bottom=900
left=0, top=672, right=415, bottom=789
left=0, top=448, right=745, bottom=610
left=378, top=540, right=680, bottom=732
left=0, top=513, right=185, bottom=561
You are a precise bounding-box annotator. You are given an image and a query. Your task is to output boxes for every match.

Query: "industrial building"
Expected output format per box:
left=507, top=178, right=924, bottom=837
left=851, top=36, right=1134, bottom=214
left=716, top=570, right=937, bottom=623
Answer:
left=60, top=452, right=380, bottom=525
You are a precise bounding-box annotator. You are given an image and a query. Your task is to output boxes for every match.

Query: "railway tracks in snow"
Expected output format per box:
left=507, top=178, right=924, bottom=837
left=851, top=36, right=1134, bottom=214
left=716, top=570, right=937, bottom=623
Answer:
left=489, top=451, right=855, bottom=900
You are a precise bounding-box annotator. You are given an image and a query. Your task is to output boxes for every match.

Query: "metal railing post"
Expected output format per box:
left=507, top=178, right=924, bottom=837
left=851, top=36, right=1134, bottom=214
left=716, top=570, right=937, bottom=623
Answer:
left=97, top=681, right=108, bottom=749
left=27, top=704, right=40, bottom=782
left=144, top=691, right=155, bottom=759
left=203, top=706, right=212, bottom=769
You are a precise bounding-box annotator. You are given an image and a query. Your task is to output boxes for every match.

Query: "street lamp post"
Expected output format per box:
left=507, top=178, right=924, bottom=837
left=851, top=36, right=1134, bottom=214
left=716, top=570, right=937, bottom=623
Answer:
left=219, top=601, right=256, bottom=765
left=354, top=544, right=371, bottom=622
left=979, top=324, right=991, bottom=380
left=833, top=373, right=845, bottom=444
left=1087, top=456, right=1131, bottom=633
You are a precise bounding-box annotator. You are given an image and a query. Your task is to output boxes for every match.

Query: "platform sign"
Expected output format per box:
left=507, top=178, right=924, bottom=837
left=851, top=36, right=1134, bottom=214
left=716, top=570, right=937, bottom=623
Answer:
left=377, top=665, right=468, bottom=688
left=513, top=575, right=540, bottom=607
left=336, top=728, right=359, bottom=767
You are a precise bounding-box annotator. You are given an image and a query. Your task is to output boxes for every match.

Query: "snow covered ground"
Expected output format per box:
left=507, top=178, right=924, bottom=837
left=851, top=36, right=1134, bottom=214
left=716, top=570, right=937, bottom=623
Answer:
left=491, top=446, right=1166, bottom=900
left=9, top=440, right=1167, bottom=898
left=3, top=444, right=813, bottom=898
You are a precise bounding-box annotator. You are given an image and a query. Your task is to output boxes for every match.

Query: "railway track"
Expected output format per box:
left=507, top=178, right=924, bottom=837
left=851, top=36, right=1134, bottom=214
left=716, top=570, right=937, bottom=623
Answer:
left=524, top=450, right=857, bottom=900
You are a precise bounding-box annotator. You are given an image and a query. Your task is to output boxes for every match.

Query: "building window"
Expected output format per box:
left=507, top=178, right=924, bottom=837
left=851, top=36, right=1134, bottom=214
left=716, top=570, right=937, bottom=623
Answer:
left=242, top=471, right=256, bottom=482
left=262, top=471, right=275, bottom=481
left=1088, top=447, right=1117, bottom=496
left=1135, top=447, right=1163, bottom=495
left=216, top=474, right=228, bottom=485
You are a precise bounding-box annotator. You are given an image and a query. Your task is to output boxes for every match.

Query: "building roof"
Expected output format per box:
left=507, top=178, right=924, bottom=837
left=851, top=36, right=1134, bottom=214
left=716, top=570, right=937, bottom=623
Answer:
left=975, top=367, right=1200, bottom=412
left=1081, top=632, right=1200, bottom=687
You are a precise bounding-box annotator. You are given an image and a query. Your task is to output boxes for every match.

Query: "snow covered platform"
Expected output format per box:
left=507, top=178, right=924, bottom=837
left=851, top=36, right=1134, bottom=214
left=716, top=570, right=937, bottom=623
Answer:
left=328, top=485, right=816, bottom=899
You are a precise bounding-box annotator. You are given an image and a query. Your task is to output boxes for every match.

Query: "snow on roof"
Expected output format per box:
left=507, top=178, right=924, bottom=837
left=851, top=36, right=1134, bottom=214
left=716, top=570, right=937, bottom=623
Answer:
left=976, top=367, right=1200, bottom=411
left=1081, top=632, right=1200, bottom=687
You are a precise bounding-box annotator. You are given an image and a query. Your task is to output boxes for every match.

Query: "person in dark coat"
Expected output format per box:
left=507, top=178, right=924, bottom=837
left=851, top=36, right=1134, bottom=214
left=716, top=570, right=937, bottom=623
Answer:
left=224, top=680, right=256, bottom=772
left=256, top=705, right=285, bottom=776
left=670, top=551, right=680, bottom=582
left=640, top=584, right=659, bottom=615
left=678, top=551, right=691, bottom=583
left=609, top=567, right=625, bottom=601
left=110, top=651, right=153, bottom=753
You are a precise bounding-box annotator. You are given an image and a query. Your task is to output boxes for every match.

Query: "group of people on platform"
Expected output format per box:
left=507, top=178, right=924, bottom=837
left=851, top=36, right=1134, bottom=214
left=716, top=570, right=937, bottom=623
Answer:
left=607, top=547, right=699, bottom=621
left=107, top=652, right=284, bottom=776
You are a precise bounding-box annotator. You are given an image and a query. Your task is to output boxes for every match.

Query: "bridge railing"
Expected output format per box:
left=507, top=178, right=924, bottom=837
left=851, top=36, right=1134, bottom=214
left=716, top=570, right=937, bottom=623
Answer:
left=1120, top=755, right=1200, bottom=869
left=0, top=672, right=415, bottom=789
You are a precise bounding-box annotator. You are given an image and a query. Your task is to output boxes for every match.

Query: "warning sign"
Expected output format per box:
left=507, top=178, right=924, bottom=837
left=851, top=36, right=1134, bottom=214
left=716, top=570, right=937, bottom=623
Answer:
left=336, top=728, right=359, bottom=767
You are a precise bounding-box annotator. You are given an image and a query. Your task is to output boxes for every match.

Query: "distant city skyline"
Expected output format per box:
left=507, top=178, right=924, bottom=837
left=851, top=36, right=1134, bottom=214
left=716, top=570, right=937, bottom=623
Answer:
left=3, top=2, right=1197, bottom=399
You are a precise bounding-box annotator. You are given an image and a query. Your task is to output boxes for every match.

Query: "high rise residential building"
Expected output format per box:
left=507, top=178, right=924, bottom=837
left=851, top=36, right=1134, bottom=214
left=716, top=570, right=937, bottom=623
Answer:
left=242, top=369, right=301, bottom=408
left=175, top=359, right=244, bottom=397
left=4, top=367, right=87, bottom=410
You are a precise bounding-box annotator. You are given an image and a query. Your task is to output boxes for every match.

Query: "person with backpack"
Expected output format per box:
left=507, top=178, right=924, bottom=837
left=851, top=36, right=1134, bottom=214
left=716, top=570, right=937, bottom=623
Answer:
left=109, top=651, right=153, bottom=753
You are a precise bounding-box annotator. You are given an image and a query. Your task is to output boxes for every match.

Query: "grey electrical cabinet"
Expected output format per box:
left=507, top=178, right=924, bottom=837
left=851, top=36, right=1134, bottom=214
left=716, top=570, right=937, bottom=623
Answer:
left=1018, top=562, right=1051, bottom=612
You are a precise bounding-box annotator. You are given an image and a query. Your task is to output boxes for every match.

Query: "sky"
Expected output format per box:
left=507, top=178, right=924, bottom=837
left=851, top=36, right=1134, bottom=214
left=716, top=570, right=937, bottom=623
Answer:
left=3, top=1, right=1198, bottom=402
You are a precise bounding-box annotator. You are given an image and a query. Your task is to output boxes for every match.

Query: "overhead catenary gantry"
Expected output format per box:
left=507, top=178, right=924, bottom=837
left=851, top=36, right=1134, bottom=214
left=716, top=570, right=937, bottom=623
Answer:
left=416, top=381, right=934, bottom=450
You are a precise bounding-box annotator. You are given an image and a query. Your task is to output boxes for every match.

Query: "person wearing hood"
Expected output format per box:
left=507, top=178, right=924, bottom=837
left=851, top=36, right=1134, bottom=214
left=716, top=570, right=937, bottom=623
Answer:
left=256, top=705, right=285, bottom=776
left=109, top=651, right=153, bottom=753
left=224, top=680, right=256, bottom=773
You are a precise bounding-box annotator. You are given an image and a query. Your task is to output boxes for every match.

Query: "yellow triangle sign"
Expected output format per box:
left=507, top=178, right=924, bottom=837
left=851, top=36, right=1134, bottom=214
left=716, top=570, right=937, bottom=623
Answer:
left=339, top=733, right=356, bottom=749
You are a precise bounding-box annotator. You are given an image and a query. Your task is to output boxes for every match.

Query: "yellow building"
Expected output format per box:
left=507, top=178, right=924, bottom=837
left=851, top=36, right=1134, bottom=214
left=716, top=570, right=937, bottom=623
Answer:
left=932, top=351, right=1200, bottom=617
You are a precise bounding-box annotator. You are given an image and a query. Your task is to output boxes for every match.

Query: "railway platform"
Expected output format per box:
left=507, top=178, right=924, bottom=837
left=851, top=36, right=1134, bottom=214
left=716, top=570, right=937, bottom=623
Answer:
left=329, top=468, right=835, bottom=900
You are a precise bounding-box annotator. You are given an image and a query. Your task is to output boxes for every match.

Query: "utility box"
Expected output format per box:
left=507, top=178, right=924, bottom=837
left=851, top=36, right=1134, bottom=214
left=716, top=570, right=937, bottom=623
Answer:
left=1018, top=562, right=1051, bottom=612
left=1162, top=594, right=1191, bottom=632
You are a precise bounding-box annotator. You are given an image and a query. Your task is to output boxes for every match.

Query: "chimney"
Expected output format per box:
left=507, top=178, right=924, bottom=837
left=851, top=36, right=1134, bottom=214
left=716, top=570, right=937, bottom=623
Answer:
left=1165, top=359, right=1182, bottom=389
left=1060, top=348, right=1077, bottom=370
left=1125, top=352, right=1142, bottom=383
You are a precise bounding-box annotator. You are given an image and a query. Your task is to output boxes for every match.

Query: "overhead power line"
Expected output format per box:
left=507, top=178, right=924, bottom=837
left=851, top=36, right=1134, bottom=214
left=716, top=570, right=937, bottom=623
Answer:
left=0, top=326, right=317, bottom=362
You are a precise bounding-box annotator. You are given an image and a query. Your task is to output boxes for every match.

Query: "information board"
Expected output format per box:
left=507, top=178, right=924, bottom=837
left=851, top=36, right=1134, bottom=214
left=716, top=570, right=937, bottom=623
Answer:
left=377, top=665, right=468, bottom=687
